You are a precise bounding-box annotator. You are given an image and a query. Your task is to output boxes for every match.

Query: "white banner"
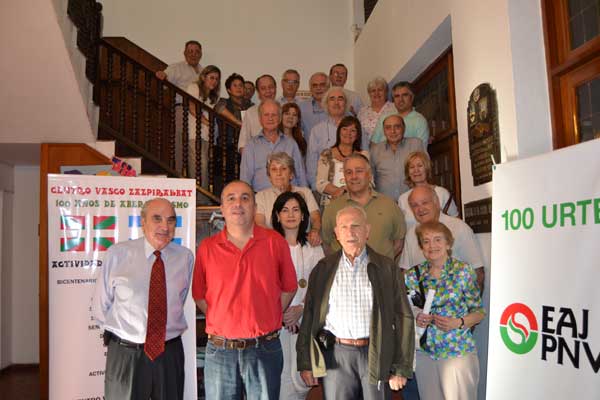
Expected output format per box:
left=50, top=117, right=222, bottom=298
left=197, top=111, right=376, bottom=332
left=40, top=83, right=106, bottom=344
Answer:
left=47, top=174, right=197, bottom=400
left=487, top=140, right=600, bottom=399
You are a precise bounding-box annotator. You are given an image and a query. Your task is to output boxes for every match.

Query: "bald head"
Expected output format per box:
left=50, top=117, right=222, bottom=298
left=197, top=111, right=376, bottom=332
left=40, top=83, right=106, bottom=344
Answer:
left=334, top=205, right=371, bottom=258
left=408, top=185, right=440, bottom=223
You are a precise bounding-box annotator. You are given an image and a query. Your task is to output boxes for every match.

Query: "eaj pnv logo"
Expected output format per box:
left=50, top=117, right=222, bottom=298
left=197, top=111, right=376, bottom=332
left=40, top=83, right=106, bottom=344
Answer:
left=500, top=303, right=539, bottom=354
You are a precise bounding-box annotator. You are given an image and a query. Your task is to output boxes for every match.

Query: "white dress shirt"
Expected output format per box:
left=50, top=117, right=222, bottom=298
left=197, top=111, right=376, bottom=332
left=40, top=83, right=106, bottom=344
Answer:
left=92, top=238, right=194, bottom=343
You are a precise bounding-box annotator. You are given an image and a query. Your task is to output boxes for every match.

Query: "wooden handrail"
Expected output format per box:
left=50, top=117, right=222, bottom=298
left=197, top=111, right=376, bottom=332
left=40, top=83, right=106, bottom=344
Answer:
left=95, top=39, right=242, bottom=203
left=66, top=0, right=241, bottom=203
left=98, top=38, right=241, bottom=128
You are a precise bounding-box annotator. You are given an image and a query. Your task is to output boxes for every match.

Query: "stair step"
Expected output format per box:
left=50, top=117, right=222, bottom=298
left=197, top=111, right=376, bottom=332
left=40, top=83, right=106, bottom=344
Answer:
left=139, top=174, right=168, bottom=178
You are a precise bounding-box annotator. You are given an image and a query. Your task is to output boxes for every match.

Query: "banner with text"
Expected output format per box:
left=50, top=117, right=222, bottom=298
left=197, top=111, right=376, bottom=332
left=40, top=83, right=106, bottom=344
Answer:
left=487, top=140, right=600, bottom=399
left=47, top=174, right=197, bottom=400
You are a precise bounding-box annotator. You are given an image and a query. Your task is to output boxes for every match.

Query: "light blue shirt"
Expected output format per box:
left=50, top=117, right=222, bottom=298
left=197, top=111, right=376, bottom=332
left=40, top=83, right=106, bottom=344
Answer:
left=324, top=248, right=372, bottom=339
left=306, top=118, right=339, bottom=189
left=370, top=138, right=425, bottom=200
left=298, top=98, right=328, bottom=144
left=92, top=238, right=194, bottom=343
left=240, top=130, right=308, bottom=191
left=345, top=88, right=364, bottom=115
left=371, top=109, right=430, bottom=146
left=277, top=96, right=299, bottom=105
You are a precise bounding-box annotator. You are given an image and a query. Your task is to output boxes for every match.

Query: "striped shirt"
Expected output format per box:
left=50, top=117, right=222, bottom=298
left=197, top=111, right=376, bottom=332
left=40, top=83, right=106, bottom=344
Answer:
left=324, top=249, right=373, bottom=339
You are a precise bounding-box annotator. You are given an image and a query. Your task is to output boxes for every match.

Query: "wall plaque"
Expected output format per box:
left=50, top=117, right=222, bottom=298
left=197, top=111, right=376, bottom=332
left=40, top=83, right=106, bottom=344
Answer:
left=468, top=83, right=500, bottom=185
left=464, top=197, right=492, bottom=233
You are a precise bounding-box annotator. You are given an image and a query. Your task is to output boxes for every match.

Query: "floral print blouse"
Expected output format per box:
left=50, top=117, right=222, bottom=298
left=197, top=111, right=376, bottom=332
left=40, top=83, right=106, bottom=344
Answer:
left=405, top=257, right=485, bottom=360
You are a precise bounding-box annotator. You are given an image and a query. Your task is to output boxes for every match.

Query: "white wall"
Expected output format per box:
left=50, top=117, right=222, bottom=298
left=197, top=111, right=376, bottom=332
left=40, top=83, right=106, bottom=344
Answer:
left=100, top=0, right=356, bottom=93
left=355, top=0, right=553, bottom=398
left=0, top=0, right=95, bottom=144
left=3, top=167, right=40, bottom=365
left=354, top=0, right=451, bottom=98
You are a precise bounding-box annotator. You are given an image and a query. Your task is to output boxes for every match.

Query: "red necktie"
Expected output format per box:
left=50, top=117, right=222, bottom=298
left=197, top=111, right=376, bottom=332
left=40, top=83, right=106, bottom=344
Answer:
left=145, top=250, right=167, bottom=360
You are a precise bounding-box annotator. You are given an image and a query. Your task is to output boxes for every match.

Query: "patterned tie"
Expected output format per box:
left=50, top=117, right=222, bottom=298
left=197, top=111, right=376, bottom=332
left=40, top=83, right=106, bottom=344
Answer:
left=144, top=250, right=167, bottom=360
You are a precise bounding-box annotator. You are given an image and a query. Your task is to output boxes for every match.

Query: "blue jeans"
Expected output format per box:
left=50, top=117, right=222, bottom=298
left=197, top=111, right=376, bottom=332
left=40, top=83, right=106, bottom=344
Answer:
left=204, top=338, right=283, bottom=400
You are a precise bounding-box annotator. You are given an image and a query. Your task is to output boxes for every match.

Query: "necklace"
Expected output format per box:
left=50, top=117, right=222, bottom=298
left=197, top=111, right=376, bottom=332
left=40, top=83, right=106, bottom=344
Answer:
left=295, top=244, right=307, bottom=288
left=336, top=145, right=352, bottom=158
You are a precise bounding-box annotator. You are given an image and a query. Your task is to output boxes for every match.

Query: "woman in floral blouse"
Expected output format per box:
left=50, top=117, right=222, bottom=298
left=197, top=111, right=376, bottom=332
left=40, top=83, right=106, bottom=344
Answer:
left=405, top=221, right=485, bottom=400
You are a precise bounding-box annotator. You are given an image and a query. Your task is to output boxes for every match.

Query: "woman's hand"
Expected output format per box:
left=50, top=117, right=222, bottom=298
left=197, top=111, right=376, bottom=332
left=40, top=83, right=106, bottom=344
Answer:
left=416, top=312, right=433, bottom=329
left=331, top=186, right=346, bottom=199
left=283, top=304, right=304, bottom=328
left=432, top=314, right=461, bottom=332
left=307, top=229, right=322, bottom=247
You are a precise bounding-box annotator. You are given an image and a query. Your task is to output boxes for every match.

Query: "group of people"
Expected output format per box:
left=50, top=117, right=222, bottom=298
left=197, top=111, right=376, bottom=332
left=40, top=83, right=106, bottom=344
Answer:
left=92, top=39, right=488, bottom=400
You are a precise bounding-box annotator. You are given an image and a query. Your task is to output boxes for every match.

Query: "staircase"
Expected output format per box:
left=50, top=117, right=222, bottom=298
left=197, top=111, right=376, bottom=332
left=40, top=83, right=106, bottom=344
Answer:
left=65, top=0, right=241, bottom=205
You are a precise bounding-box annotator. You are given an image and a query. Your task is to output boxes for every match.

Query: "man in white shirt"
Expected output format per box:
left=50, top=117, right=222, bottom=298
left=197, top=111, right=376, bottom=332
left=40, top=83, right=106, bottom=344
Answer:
left=238, top=74, right=277, bottom=152
left=297, top=205, right=414, bottom=399
left=155, top=40, right=203, bottom=90
left=93, top=198, right=194, bottom=400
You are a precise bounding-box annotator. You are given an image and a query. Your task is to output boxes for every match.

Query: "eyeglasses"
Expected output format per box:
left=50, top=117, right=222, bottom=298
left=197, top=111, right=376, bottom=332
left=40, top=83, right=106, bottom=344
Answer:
left=283, top=80, right=299, bottom=85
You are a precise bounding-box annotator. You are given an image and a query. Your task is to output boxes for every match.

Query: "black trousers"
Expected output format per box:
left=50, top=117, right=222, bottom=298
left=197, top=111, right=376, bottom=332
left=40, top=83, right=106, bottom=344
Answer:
left=322, top=343, right=391, bottom=400
left=104, top=335, right=184, bottom=400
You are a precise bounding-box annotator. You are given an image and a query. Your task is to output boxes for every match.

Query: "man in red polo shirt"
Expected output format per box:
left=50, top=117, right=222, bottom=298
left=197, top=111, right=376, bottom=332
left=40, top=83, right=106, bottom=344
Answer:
left=193, top=180, right=298, bottom=400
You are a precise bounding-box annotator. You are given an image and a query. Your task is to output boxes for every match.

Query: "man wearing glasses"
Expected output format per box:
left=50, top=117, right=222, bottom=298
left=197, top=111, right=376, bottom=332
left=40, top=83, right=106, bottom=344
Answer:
left=279, top=69, right=301, bottom=105
left=298, top=72, right=330, bottom=141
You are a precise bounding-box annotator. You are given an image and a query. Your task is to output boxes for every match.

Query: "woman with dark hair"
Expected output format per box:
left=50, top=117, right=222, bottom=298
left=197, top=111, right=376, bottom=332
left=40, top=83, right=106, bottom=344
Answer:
left=405, top=221, right=484, bottom=400
left=279, top=102, right=307, bottom=158
left=213, top=73, right=247, bottom=188
left=185, top=65, right=221, bottom=186
left=315, top=115, right=369, bottom=206
left=271, top=192, right=324, bottom=400
left=215, top=72, right=248, bottom=126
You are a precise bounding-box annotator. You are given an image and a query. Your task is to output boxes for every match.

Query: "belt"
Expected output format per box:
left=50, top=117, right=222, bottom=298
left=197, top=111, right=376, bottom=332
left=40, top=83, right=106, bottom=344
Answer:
left=336, top=337, right=370, bottom=347
left=208, top=331, right=280, bottom=350
left=109, top=333, right=180, bottom=350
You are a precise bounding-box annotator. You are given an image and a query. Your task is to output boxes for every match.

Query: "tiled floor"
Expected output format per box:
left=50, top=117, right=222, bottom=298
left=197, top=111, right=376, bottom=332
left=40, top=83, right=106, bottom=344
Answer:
left=0, top=365, right=404, bottom=400
left=0, top=365, right=40, bottom=400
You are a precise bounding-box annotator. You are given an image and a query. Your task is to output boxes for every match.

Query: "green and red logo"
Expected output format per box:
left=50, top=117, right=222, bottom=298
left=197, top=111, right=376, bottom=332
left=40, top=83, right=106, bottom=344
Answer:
left=500, top=303, right=539, bottom=354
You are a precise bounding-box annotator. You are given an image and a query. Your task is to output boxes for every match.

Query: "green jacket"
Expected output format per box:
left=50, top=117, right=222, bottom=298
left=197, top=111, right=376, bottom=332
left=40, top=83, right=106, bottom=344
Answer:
left=296, top=246, right=415, bottom=384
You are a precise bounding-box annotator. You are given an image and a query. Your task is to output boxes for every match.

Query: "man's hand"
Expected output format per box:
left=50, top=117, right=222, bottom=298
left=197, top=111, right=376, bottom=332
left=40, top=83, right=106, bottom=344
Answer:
left=155, top=70, right=167, bottom=80
left=389, top=375, right=407, bottom=390
left=300, top=370, right=319, bottom=387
